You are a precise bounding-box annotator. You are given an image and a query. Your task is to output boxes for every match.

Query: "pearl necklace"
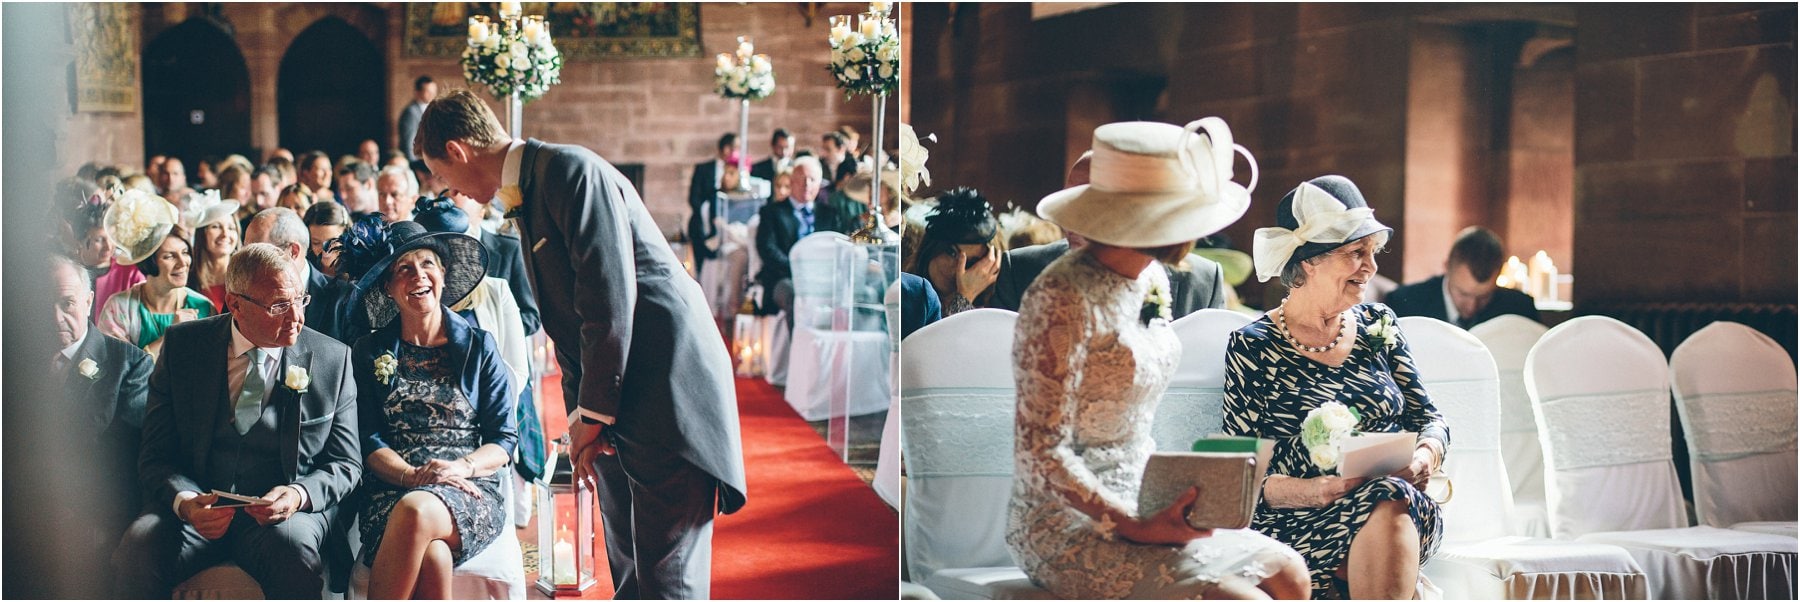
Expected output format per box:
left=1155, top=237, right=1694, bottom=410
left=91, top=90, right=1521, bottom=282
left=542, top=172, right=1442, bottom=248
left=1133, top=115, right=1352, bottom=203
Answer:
left=1276, top=299, right=1350, bottom=354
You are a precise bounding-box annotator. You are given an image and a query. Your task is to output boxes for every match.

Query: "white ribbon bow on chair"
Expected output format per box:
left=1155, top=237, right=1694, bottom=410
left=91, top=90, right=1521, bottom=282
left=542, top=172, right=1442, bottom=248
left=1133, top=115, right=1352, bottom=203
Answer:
left=1251, top=182, right=1373, bottom=282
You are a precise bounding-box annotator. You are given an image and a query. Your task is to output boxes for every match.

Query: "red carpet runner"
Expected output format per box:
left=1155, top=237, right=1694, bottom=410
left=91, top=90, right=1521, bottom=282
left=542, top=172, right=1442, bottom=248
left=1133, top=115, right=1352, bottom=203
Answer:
left=531, top=376, right=899, bottom=599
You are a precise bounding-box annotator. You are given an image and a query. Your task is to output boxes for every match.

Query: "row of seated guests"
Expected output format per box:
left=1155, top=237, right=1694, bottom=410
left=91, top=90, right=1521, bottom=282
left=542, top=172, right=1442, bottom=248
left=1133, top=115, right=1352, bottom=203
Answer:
left=54, top=184, right=547, bottom=602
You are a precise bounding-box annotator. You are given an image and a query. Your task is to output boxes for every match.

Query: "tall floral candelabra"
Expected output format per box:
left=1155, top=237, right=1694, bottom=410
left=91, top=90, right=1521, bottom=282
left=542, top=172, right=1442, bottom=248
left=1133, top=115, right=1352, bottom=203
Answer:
left=715, top=36, right=775, bottom=187
left=463, top=2, right=563, bottom=138
left=828, top=1, right=901, bottom=245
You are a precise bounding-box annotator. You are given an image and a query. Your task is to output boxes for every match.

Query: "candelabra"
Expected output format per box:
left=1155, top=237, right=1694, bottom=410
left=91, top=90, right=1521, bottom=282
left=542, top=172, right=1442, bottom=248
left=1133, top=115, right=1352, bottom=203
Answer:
left=463, top=2, right=563, bottom=138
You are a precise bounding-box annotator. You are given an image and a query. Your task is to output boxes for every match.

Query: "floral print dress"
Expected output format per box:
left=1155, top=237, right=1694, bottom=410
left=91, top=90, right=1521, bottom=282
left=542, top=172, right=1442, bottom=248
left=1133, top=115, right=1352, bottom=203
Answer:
left=1222, top=303, right=1448, bottom=599
left=1007, top=248, right=1303, bottom=599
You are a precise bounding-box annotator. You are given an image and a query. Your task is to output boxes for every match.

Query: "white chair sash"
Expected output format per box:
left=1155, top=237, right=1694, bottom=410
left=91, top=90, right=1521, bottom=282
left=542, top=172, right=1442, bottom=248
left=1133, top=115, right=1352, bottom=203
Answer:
left=1537, top=389, right=1672, bottom=470
left=900, top=387, right=1019, bottom=582
left=1151, top=388, right=1225, bottom=452
left=902, top=388, right=1017, bottom=478
left=1681, top=389, right=1799, bottom=462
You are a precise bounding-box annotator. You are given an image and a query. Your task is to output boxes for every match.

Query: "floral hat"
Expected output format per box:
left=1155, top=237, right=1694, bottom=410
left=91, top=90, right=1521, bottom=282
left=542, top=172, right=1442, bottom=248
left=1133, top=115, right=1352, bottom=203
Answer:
left=104, top=188, right=181, bottom=264
left=334, top=215, right=487, bottom=329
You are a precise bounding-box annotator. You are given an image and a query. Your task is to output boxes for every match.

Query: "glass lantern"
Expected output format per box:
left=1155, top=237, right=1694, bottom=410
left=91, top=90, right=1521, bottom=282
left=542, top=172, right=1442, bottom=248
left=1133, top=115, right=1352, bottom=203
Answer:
left=536, top=439, right=596, bottom=596
left=732, top=296, right=766, bottom=378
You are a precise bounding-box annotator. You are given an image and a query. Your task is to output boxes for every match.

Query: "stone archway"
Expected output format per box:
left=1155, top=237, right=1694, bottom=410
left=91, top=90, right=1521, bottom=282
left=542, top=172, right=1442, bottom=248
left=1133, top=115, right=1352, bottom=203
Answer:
left=142, top=18, right=253, bottom=170
left=277, top=17, right=385, bottom=158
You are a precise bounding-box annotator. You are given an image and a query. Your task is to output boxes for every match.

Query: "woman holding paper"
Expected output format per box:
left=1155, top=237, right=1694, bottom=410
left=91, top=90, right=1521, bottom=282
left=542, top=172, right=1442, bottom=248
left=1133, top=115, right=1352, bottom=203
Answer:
left=1008, top=119, right=1309, bottom=600
left=1222, top=175, right=1449, bottom=599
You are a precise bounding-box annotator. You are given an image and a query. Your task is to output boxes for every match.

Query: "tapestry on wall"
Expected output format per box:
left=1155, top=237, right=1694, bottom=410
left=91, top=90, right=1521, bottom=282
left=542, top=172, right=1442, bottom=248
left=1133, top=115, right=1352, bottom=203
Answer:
left=68, top=3, right=138, bottom=113
left=405, top=3, right=701, bottom=60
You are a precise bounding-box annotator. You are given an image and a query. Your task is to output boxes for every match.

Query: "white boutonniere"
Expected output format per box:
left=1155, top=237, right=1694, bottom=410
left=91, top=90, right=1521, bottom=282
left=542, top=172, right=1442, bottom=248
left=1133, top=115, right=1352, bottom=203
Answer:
left=1300, top=402, right=1362, bottom=472
left=1139, top=279, right=1173, bottom=326
left=374, top=353, right=398, bottom=385
left=284, top=366, right=311, bottom=392
left=77, top=358, right=99, bottom=380
left=1366, top=312, right=1399, bottom=350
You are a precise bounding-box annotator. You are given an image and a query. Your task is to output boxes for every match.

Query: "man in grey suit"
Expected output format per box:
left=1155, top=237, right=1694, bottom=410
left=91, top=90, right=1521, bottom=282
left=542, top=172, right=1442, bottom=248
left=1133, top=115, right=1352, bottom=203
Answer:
left=397, top=76, right=437, bottom=162
left=417, top=90, right=747, bottom=599
left=991, top=152, right=1228, bottom=316
left=113, top=244, right=362, bottom=599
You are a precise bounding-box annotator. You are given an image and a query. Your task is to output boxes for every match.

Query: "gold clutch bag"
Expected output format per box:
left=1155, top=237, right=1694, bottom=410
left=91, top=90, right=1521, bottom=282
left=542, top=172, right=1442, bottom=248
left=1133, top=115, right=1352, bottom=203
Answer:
left=1137, top=452, right=1260, bottom=530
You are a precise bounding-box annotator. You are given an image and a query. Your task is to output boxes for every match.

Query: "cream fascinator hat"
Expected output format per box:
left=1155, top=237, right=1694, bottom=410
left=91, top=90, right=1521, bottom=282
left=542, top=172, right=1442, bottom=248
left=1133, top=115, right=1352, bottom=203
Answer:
left=183, top=189, right=240, bottom=231
left=1251, top=175, right=1392, bottom=282
left=105, top=188, right=182, bottom=264
left=1036, top=118, right=1258, bottom=248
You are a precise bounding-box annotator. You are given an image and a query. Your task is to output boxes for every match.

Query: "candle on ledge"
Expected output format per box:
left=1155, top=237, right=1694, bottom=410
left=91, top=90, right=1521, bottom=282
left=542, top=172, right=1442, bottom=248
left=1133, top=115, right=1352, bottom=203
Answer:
left=552, top=525, right=577, bottom=585
left=872, top=0, right=893, bottom=14
left=521, top=15, right=543, bottom=41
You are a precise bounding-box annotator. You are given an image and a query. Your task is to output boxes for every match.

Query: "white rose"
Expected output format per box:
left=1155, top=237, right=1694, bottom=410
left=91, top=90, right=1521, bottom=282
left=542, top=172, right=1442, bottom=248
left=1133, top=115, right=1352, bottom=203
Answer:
left=845, top=68, right=861, bottom=81
left=78, top=358, right=99, bottom=379
left=495, top=54, right=511, bottom=70
left=284, top=366, right=311, bottom=391
left=1310, top=446, right=1341, bottom=471
left=878, top=63, right=894, bottom=79
left=847, top=47, right=866, bottom=63
left=844, top=32, right=865, bottom=48
left=511, top=43, right=529, bottom=59
left=496, top=67, right=508, bottom=78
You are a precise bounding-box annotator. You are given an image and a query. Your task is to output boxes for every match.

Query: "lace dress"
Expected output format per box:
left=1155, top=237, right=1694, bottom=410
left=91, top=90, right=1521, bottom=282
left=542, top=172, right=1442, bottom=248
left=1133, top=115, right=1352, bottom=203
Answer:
left=1221, top=303, right=1448, bottom=599
left=360, top=342, right=506, bottom=566
left=1007, top=249, right=1302, bottom=599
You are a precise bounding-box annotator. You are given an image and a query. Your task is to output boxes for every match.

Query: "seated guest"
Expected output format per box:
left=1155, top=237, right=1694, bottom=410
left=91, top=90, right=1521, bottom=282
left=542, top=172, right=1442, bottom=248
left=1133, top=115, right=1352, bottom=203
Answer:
left=157, top=157, right=197, bottom=209
left=358, top=139, right=381, bottom=166
left=55, top=182, right=146, bottom=322
left=1224, top=175, right=1448, bottom=599
left=768, top=166, right=792, bottom=205
left=303, top=198, right=349, bottom=278
left=898, top=272, right=940, bottom=339
left=337, top=219, right=518, bottom=599
left=382, top=149, right=410, bottom=171
left=338, top=161, right=381, bottom=218
left=278, top=182, right=316, bottom=213
left=688, top=133, right=739, bottom=276
left=750, top=127, right=793, bottom=183
left=114, top=243, right=362, bottom=598
left=820, top=130, right=858, bottom=189
left=248, top=165, right=284, bottom=217
left=991, top=152, right=1229, bottom=319
left=185, top=191, right=242, bottom=312
left=47, top=254, right=154, bottom=600
left=1384, top=225, right=1539, bottom=329
left=754, top=155, right=843, bottom=321
left=696, top=161, right=765, bottom=326
left=903, top=188, right=1001, bottom=316
left=98, top=192, right=215, bottom=357
left=300, top=151, right=336, bottom=205
left=376, top=165, right=421, bottom=223
left=267, top=156, right=298, bottom=189
left=247, top=208, right=352, bottom=346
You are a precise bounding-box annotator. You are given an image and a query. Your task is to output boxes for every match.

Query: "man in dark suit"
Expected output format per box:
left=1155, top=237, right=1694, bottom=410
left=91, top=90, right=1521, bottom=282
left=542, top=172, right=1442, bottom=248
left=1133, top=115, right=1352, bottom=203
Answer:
left=417, top=90, right=747, bottom=599
left=989, top=152, right=1229, bottom=317
left=1385, top=225, right=1540, bottom=329
left=749, top=127, right=792, bottom=184
left=755, top=156, right=843, bottom=322
left=245, top=208, right=353, bottom=345
left=114, top=243, right=362, bottom=598
left=45, top=255, right=153, bottom=600
left=687, top=133, right=739, bottom=277
left=820, top=130, right=858, bottom=188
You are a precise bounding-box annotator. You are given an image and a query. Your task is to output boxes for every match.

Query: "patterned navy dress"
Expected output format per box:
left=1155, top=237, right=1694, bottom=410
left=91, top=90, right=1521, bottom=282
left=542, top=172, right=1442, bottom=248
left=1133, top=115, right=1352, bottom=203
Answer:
left=1221, top=303, right=1448, bottom=599
left=360, top=342, right=506, bottom=566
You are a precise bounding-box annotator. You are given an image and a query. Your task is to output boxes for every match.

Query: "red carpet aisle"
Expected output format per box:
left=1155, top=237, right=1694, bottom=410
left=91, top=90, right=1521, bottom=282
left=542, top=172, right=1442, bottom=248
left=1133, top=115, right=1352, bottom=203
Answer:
left=530, top=376, right=899, bottom=599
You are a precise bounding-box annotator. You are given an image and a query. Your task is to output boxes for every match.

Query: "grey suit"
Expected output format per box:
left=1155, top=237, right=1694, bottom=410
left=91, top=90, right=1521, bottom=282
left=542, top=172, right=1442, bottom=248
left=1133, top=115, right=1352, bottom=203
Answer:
left=53, top=332, right=153, bottom=599
left=114, top=316, right=361, bottom=598
left=514, top=139, right=747, bottom=599
left=992, top=239, right=1228, bottom=317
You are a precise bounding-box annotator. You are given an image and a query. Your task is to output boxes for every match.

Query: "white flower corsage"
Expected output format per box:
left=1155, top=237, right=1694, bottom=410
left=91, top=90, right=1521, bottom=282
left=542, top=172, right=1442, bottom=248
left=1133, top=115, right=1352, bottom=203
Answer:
left=374, top=353, right=398, bottom=386
left=1139, top=278, right=1173, bottom=326
left=1300, top=401, right=1361, bottom=472
left=284, top=366, right=311, bottom=392
left=1366, top=312, right=1399, bottom=350
left=77, top=358, right=99, bottom=380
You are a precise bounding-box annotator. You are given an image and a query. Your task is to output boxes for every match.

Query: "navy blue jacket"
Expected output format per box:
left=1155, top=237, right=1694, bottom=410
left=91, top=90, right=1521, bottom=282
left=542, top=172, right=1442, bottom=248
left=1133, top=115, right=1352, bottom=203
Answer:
left=349, top=307, right=518, bottom=460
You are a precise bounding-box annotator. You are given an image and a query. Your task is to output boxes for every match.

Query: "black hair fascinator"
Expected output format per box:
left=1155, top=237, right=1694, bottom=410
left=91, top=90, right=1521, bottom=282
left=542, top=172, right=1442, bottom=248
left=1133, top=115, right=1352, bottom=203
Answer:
left=328, top=213, right=394, bottom=282
left=925, top=187, right=998, bottom=244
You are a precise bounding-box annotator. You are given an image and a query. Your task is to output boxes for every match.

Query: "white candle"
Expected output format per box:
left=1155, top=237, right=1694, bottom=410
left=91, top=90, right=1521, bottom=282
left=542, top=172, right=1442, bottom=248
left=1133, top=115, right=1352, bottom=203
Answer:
left=500, top=2, right=522, bottom=17
left=859, top=15, right=878, bottom=38
left=468, top=19, right=489, bottom=42
left=872, top=1, right=893, bottom=14
left=552, top=527, right=577, bottom=585
left=522, top=20, right=542, bottom=41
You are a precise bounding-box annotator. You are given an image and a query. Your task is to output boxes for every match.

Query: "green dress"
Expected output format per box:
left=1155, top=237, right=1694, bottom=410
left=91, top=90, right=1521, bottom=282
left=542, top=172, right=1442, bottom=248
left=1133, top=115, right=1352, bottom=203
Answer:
left=96, top=284, right=216, bottom=350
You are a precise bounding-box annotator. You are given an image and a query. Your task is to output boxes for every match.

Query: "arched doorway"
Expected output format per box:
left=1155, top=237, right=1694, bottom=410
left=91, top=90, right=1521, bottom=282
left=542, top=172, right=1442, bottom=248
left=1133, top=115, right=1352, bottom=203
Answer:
left=142, top=18, right=253, bottom=171
left=279, top=17, right=385, bottom=159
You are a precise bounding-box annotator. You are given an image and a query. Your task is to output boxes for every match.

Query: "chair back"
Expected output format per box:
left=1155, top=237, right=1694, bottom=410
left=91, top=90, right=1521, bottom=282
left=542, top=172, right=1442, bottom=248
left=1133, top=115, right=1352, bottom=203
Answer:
left=790, top=232, right=851, bottom=330
left=901, top=309, right=1020, bottom=581
left=1671, top=321, right=1799, bottom=527
left=1398, top=316, right=1512, bottom=543
left=1469, top=315, right=1551, bottom=506
left=1526, top=316, right=1686, bottom=538
left=1156, top=309, right=1254, bottom=450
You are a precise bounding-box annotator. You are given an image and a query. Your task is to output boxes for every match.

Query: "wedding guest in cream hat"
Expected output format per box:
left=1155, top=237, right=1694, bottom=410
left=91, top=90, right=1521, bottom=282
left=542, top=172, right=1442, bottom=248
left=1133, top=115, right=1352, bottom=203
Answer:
left=184, top=190, right=242, bottom=311
left=1007, top=118, right=1311, bottom=600
left=1222, top=175, right=1449, bottom=598
left=97, top=190, right=216, bottom=357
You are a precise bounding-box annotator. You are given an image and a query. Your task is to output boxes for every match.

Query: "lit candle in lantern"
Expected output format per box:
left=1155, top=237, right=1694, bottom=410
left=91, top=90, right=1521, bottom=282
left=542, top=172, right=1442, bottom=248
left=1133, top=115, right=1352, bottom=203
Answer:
left=521, top=15, right=543, bottom=41
left=830, top=15, right=852, bottom=43
left=859, top=14, right=879, bottom=38
left=1529, top=250, right=1558, bottom=300
left=552, top=525, right=577, bottom=585
left=468, top=16, right=490, bottom=42
left=872, top=1, right=893, bottom=14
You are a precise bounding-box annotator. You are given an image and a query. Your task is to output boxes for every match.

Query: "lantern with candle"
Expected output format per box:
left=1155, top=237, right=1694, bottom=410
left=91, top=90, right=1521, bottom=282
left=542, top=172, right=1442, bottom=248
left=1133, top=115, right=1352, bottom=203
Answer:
left=536, top=438, right=596, bottom=596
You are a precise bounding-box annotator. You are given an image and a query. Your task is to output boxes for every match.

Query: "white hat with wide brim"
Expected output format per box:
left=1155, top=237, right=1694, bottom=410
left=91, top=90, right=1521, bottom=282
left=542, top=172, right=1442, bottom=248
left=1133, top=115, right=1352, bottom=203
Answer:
left=105, top=189, right=182, bottom=265
left=1037, top=118, right=1259, bottom=248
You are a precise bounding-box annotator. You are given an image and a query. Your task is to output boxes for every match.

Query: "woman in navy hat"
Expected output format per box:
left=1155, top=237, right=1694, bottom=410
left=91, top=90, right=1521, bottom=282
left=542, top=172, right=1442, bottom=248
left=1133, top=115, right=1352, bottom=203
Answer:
left=1224, top=175, right=1449, bottom=599
left=337, top=216, right=518, bottom=599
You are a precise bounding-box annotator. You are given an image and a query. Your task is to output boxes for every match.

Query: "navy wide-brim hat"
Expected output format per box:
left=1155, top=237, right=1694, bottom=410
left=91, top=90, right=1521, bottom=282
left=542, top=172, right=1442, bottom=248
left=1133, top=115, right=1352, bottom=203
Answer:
left=1277, top=175, right=1391, bottom=266
left=346, top=220, right=488, bottom=329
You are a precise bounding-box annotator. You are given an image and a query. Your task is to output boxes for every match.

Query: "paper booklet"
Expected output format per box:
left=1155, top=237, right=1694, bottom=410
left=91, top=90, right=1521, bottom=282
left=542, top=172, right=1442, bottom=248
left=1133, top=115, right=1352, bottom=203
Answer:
left=1136, top=436, right=1274, bottom=530
left=1337, top=432, right=1418, bottom=479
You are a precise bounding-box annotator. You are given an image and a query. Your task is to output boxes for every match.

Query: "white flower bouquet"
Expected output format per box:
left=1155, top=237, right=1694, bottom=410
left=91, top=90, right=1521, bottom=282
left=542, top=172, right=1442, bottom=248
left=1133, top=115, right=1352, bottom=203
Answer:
left=715, top=53, right=775, bottom=101
left=1300, top=401, right=1361, bottom=472
left=461, top=28, right=563, bottom=103
left=828, top=17, right=900, bottom=97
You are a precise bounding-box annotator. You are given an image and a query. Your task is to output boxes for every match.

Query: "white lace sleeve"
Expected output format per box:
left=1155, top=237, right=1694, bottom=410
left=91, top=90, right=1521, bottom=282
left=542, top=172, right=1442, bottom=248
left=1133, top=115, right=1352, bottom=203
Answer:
left=1013, top=273, right=1136, bottom=520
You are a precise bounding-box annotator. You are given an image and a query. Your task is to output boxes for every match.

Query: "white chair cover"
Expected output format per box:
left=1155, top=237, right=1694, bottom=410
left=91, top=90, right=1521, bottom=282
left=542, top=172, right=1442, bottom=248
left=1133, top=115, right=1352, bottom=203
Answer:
left=785, top=232, right=889, bottom=421
left=764, top=308, right=789, bottom=386
left=1469, top=315, right=1552, bottom=538
left=1155, top=309, right=1253, bottom=450
left=900, top=309, right=1051, bottom=599
left=1670, top=322, right=1798, bottom=529
left=1401, top=317, right=1648, bottom=599
left=1528, top=316, right=1797, bottom=599
left=875, top=392, right=903, bottom=509
left=350, top=470, right=527, bottom=599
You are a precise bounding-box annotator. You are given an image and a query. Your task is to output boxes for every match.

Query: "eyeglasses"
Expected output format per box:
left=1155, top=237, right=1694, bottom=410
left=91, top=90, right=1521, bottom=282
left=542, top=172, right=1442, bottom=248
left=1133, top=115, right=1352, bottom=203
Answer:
left=234, top=292, right=311, bottom=317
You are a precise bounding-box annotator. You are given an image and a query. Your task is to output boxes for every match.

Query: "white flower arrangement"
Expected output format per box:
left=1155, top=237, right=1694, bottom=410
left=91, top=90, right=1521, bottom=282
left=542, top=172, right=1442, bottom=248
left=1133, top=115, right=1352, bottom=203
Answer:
left=461, top=28, right=563, bottom=103
left=1300, top=402, right=1361, bottom=472
left=828, top=18, right=900, bottom=97
left=715, top=54, right=775, bottom=101
left=898, top=124, right=934, bottom=195
left=284, top=366, right=311, bottom=392
left=1139, top=278, right=1173, bottom=326
left=374, top=353, right=398, bottom=386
